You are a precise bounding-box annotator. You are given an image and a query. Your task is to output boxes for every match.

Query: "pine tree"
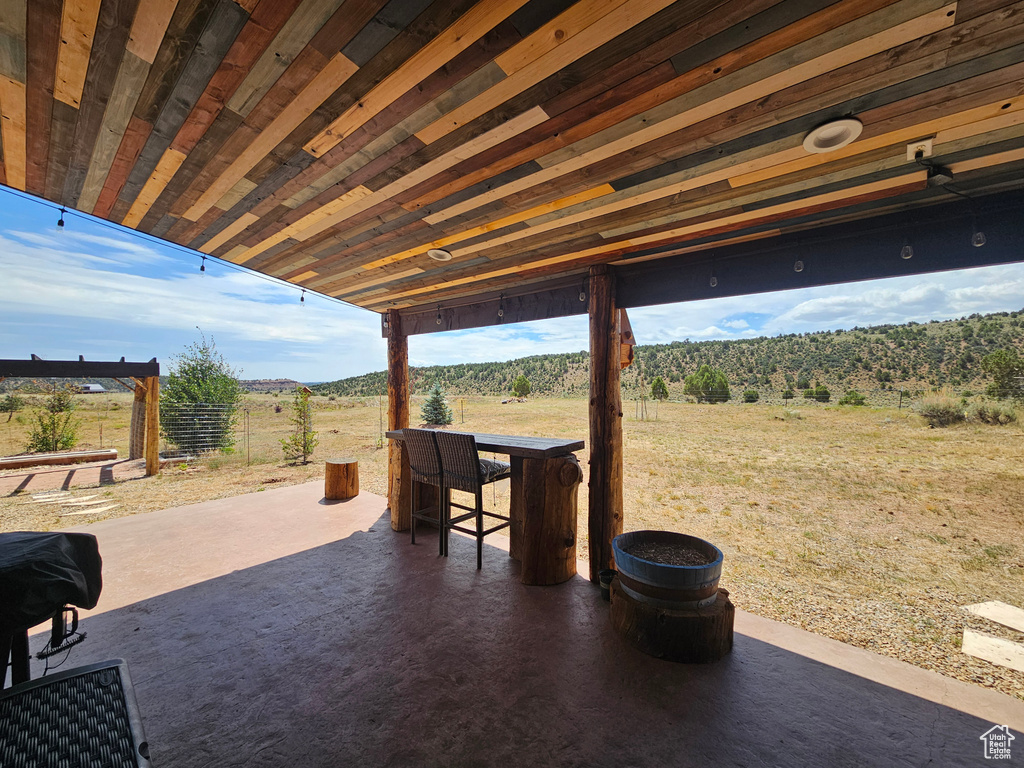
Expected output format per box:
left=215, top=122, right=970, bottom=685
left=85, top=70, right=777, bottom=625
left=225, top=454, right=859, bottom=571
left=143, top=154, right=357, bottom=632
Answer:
left=421, top=383, right=453, bottom=425
left=650, top=376, right=669, bottom=401
left=281, top=386, right=318, bottom=463
left=511, top=374, right=531, bottom=398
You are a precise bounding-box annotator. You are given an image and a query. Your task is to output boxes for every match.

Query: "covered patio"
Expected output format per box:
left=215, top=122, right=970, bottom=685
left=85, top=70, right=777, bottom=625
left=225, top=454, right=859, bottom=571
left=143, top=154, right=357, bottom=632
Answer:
left=3, top=0, right=1024, bottom=762
left=4, top=0, right=1024, bottom=584
left=18, top=482, right=1018, bottom=765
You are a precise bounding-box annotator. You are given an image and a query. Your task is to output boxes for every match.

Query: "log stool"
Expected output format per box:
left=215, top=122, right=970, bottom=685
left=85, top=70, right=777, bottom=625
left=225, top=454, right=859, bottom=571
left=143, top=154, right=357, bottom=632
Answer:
left=609, top=577, right=734, bottom=663
left=325, top=458, right=359, bottom=500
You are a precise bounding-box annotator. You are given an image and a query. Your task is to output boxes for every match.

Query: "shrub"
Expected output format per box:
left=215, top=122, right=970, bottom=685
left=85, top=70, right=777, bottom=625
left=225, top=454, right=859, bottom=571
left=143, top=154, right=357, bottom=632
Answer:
left=26, top=387, right=81, bottom=453
left=511, top=374, right=531, bottom=398
left=838, top=390, right=866, bottom=406
left=161, top=334, right=243, bottom=452
left=683, top=364, right=730, bottom=403
left=966, top=401, right=1017, bottom=425
left=743, top=390, right=759, bottom=403
left=781, top=389, right=794, bottom=400
left=982, top=349, right=1024, bottom=399
left=915, top=390, right=965, bottom=427
left=802, top=385, right=830, bottom=402
left=1, top=393, right=25, bottom=422
left=650, top=376, right=669, bottom=401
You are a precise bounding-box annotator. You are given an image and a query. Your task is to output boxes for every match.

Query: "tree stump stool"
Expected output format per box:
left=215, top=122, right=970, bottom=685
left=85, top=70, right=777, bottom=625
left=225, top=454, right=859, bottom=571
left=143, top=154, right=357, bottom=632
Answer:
left=609, top=578, right=734, bottom=663
left=325, top=458, right=359, bottom=500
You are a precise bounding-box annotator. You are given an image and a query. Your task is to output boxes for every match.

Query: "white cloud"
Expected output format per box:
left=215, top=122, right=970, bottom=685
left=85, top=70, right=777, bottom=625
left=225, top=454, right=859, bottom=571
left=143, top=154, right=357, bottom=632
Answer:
left=0, top=231, right=384, bottom=380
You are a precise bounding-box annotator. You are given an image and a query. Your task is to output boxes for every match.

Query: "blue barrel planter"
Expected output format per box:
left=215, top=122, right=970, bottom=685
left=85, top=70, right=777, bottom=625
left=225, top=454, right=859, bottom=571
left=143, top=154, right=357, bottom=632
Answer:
left=612, top=531, right=723, bottom=609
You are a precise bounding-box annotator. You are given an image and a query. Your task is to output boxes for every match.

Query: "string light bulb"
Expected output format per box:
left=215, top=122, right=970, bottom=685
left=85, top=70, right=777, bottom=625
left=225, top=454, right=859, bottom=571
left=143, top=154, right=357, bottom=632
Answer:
left=436, top=305, right=442, bottom=325
left=971, top=213, right=986, bottom=247
left=709, top=274, right=718, bottom=288
left=200, top=256, right=206, bottom=273
left=900, top=239, right=914, bottom=260
left=497, top=293, right=505, bottom=319
left=793, top=260, right=804, bottom=273
left=300, top=289, right=306, bottom=304
left=579, top=278, right=587, bottom=302
left=56, top=207, right=66, bottom=233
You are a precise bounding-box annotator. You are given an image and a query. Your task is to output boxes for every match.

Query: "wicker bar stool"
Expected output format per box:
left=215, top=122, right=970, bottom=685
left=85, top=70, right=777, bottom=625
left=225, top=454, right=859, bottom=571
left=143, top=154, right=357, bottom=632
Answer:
left=405, top=428, right=445, bottom=555
left=434, top=431, right=511, bottom=569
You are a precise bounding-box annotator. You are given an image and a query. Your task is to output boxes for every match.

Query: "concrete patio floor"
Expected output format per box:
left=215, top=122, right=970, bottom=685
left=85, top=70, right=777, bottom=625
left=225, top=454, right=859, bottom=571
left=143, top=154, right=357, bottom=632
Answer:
left=17, top=480, right=1023, bottom=766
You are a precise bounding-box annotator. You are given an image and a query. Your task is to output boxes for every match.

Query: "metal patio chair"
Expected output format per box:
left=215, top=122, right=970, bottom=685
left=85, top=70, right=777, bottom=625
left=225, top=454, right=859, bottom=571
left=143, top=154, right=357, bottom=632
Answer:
left=434, top=431, right=511, bottom=569
left=405, top=428, right=445, bottom=555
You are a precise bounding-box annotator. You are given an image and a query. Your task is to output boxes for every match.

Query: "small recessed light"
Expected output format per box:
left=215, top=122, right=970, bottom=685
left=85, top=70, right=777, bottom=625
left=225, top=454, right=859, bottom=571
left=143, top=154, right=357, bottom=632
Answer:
left=427, top=249, right=452, bottom=261
left=803, top=118, right=863, bottom=154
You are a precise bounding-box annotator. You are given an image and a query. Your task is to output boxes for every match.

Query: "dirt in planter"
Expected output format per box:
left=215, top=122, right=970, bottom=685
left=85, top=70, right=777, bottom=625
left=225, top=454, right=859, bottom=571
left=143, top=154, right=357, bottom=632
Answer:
left=624, top=540, right=713, bottom=566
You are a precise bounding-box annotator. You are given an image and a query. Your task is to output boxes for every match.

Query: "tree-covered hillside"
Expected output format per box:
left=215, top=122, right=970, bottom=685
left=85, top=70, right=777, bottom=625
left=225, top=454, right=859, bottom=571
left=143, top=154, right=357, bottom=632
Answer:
left=311, top=309, right=1024, bottom=400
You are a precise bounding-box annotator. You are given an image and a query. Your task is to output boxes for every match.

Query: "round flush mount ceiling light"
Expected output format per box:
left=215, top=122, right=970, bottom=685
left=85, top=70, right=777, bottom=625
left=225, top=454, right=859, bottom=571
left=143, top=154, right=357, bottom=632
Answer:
left=802, top=118, right=863, bottom=154
left=427, top=248, right=453, bottom=261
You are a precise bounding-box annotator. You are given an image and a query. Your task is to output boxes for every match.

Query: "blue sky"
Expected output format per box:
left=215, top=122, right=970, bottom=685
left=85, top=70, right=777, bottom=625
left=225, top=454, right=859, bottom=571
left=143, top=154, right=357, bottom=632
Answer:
left=3, top=189, right=1024, bottom=383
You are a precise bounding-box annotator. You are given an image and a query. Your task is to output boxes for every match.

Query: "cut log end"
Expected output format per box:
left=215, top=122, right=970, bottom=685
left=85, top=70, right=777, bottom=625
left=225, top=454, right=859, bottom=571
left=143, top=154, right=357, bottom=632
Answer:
left=325, top=458, right=359, bottom=500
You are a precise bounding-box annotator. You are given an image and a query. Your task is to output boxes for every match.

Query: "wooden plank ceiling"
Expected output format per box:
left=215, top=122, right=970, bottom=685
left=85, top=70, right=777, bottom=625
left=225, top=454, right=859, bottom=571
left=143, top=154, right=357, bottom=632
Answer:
left=2, top=0, right=1024, bottom=318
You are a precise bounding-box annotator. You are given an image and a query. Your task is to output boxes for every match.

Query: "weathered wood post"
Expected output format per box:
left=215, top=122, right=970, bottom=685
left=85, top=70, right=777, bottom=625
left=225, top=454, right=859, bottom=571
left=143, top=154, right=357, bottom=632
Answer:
left=387, top=309, right=411, bottom=530
left=588, top=265, right=623, bottom=583
left=144, top=376, right=160, bottom=476
left=128, top=378, right=147, bottom=459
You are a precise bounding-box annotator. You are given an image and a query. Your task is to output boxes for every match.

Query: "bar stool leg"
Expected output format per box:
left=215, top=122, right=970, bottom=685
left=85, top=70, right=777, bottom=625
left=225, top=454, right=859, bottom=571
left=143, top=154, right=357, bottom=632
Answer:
left=438, top=485, right=445, bottom=557
left=476, top=487, right=484, bottom=570
left=443, top=488, right=450, bottom=557
left=410, top=481, right=417, bottom=544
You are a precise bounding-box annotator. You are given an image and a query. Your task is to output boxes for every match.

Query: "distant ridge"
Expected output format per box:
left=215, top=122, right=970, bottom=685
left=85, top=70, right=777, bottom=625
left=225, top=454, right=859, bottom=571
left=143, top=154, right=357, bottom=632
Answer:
left=310, top=309, right=1024, bottom=400
left=240, top=379, right=304, bottom=393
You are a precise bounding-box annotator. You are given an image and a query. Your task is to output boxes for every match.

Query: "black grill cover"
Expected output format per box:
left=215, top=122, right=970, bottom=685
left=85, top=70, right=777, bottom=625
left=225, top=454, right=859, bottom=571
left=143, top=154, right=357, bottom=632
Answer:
left=0, top=532, right=102, bottom=632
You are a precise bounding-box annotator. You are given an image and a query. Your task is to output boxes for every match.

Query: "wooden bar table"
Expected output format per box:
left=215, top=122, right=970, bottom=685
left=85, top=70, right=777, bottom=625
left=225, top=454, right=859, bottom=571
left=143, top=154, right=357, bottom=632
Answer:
left=386, top=430, right=584, bottom=585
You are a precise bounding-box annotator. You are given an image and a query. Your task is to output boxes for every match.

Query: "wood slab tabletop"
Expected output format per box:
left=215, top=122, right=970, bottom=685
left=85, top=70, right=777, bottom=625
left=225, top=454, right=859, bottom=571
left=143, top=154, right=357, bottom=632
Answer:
left=386, top=430, right=584, bottom=459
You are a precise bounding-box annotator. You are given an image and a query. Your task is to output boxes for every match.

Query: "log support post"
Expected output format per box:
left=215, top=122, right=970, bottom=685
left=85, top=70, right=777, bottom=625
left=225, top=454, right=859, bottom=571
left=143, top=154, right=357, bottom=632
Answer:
left=128, top=378, right=146, bottom=459
left=588, top=265, right=623, bottom=583
left=387, top=310, right=411, bottom=531
left=144, top=376, right=160, bottom=476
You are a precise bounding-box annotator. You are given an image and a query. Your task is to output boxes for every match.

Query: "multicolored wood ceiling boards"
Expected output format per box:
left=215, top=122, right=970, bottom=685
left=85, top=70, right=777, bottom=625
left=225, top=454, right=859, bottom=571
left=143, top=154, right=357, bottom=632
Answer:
left=2, top=0, right=1024, bottom=316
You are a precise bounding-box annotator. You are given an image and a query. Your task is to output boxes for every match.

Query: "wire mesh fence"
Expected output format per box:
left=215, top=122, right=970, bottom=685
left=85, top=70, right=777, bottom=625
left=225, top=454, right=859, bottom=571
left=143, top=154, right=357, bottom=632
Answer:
left=160, top=403, right=239, bottom=461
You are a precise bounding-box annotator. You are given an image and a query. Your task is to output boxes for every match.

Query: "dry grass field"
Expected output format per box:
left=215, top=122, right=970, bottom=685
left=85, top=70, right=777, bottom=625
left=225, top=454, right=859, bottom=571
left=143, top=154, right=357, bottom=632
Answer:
left=2, top=392, right=1023, bottom=701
